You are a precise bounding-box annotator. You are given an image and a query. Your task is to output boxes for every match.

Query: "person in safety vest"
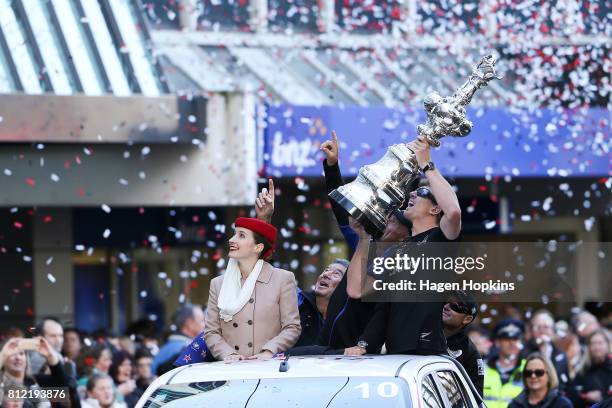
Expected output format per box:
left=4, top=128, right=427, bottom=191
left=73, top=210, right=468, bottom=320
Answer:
left=484, top=319, right=527, bottom=408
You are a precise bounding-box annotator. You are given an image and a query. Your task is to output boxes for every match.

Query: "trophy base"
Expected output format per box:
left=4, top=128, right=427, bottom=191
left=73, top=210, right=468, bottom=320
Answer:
left=329, top=189, right=385, bottom=238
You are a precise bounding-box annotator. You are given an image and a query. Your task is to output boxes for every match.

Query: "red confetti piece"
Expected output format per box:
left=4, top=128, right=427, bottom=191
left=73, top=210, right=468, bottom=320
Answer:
left=13, top=221, right=23, bottom=229
left=25, top=178, right=35, bottom=186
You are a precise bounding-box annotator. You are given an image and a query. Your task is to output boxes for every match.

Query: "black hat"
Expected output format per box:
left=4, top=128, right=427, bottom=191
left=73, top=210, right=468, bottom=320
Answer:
left=450, top=290, right=478, bottom=318
left=494, top=318, right=525, bottom=339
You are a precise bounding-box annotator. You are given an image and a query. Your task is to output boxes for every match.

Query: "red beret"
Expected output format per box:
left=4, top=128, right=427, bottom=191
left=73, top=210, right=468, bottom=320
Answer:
left=234, top=217, right=277, bottom=259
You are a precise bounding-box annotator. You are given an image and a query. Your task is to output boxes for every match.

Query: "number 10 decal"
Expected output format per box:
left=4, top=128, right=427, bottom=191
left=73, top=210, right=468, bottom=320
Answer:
left=355, top=382, right=399, bottom=398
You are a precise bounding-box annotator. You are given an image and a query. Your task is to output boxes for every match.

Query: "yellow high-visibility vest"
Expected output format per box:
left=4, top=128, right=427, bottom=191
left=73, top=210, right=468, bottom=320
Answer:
left=483, top=360, right=526, bottom=408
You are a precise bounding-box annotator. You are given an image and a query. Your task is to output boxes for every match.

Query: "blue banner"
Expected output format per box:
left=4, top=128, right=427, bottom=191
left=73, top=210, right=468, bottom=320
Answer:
left=262, top=104, right=610, bottom=178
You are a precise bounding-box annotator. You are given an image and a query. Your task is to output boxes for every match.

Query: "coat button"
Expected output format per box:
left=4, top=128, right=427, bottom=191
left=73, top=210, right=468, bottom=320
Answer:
left=248, top=342, right=253, bottom=347
left=235, top=345, right=239, bottom=350
left=248, top=320, right=253, bottom=325
left=249, top=298, right=254, bottom=303
left=233, top=322, right=238, bottom=328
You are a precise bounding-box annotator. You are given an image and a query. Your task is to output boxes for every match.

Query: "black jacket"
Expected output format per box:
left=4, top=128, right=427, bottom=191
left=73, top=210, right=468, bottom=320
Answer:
left=316, top=272, right=378, bottom=352
left=35, top=361, right=80, bottom=408
left=295, top=289, right=324, bottom=347
left=448, top=331, right=485, bottom=397
left=570, top=358, right=612, bottom=407
left=316, top=160, right=378, bottom=352
left=524, top=341, right=571, bottom=393
left=509, top=389, right=573, bottom=408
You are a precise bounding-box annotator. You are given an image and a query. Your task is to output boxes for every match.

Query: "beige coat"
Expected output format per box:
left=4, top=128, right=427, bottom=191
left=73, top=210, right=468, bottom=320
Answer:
left=204, top=262, right=301, bottom=360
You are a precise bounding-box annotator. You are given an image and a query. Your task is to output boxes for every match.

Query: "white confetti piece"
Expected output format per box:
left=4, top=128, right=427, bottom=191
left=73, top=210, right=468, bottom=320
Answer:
left=101, top=204, right=111, bottom=213
left=50, top=173, right=60, bottom=182
left=47, top=273, right=56, bottom=283
left=103, top=229, right=111, bottom=238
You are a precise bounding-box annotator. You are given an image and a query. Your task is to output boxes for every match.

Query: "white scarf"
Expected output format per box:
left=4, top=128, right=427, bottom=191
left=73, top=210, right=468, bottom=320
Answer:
left=218, top=258, right=264, bottom=322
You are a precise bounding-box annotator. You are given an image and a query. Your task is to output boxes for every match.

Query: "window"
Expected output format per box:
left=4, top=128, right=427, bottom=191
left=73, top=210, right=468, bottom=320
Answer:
left=268, top=0, right=318, bottom=33
left=335, top=0, right=402, bottom=34
left=422, top=375, right=444, bottom=408
left=435, top=370, right=469, bottom=408
left=196, top=0, right=250, bottom=32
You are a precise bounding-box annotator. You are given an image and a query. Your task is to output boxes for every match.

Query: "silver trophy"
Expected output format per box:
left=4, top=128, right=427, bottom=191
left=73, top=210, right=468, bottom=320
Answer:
left=329, top=55, right=501, bottom=236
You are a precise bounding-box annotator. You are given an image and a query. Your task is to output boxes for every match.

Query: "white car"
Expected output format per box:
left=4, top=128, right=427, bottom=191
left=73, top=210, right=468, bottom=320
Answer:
left=136, top=354, right=485, bottom=408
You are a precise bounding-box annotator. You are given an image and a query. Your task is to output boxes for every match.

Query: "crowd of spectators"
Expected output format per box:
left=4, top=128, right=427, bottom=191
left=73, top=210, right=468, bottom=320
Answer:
left=0, top=299, right=609, bottom=407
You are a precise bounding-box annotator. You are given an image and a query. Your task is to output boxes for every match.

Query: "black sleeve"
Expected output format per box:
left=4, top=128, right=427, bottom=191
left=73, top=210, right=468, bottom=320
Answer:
left=34, top=361, right=70, bottom=388
left=323, top=159, right=349, bottom=227
left=557, top=359, right=570, bottom=394
left=464, top=346, right=485, bottom=397
left=359, top=302, right=389, bottom=354
left=35, top=362, right=81, bottom=408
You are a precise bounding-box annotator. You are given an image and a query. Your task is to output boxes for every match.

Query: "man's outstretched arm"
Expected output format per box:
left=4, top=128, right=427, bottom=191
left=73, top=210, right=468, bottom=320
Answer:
left=346, top=218, right=376, bottom=299
left=409, top=138, right=461, bottom=240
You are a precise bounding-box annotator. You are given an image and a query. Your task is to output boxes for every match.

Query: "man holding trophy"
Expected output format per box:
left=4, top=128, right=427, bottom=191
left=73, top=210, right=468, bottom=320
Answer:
left=334, top=55, right=500, bottom=357
left=344, top=135, right=462, bottom=356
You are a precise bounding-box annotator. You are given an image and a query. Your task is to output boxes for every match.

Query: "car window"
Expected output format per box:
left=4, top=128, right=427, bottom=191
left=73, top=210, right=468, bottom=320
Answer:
left=421, top=375, right=444, bottom=408
left=434, top=371, right=469, bottom=408
left=142, top=380, right=257, bottom=407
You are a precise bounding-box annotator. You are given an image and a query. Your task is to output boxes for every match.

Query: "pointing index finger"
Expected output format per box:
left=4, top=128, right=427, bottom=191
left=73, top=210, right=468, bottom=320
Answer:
left=268, top=178, right=275, bottom=196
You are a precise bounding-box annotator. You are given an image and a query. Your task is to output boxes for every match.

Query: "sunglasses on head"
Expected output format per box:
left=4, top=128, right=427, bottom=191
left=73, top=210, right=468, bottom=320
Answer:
left=448, top=302, right=472, bottom=315
left=524, top=369, right=546, bottom=378
left=416, top=187, right=437, bottom=205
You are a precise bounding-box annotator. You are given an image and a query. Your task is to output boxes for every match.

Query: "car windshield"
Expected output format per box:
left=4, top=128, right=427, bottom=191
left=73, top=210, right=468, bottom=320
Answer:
left=142, top=376, right=412, bottom=407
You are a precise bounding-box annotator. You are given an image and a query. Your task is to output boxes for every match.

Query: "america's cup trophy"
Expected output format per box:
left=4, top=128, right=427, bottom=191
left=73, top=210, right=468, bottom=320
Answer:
left=329, top=55, right=501, bottom=236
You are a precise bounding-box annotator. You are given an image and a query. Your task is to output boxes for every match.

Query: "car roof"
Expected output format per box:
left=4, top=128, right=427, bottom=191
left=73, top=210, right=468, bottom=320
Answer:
left=164, top=355, right=451, bottom=384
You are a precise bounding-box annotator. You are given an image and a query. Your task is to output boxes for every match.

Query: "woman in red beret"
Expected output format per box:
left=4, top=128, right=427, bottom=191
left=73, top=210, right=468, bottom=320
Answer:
left=203, top=217, right=301, bottom=361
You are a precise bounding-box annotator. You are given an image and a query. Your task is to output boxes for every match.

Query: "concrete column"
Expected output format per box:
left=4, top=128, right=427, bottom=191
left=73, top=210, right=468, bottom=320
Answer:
left=250, top=0, right=268, bottom=32
left=402, top=0, right=418, bottom=36
left=226, top=92, right=258, bottom=202
left=33, top=208, right=74, bottom=325
left=318, top=0, right=335, bottom=33
left=478, top=0, right=499, bottom=38
left=178, top=0, right=198, bottom=31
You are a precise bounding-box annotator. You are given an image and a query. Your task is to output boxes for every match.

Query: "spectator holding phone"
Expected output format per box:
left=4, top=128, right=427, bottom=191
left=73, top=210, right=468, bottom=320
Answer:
left=0, top=337, right=72, bottom=407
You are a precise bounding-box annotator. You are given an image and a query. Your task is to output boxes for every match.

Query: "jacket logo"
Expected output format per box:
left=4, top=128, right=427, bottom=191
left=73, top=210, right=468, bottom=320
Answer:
left=477, top=359, right=485, bottom=376
left=420, top=332, right=431, bottom=342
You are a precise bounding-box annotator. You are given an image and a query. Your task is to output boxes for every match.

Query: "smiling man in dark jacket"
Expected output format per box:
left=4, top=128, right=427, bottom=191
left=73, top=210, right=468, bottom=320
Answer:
left=294, top=259, right=349, bottom=347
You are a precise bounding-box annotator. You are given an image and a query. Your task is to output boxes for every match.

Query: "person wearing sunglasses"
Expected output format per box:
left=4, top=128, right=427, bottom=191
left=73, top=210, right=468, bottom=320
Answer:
left=508, top=353, right=572, bottom=408
left=443, top=290, right=484, bottom=396
left=344, top=136, right=462, bottom=358
left=524, top=310, right=571, bottom=393
left=484, top=319, right=528, bottom=408
left=286, top=130, right=411, bottom=358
